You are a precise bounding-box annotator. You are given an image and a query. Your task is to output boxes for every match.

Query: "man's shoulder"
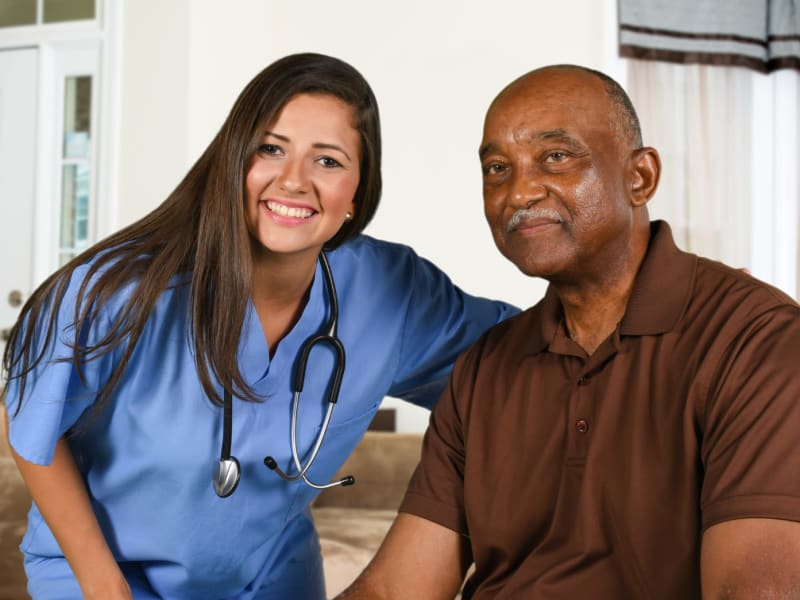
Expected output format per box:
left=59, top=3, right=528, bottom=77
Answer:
left=693, top=256, right=798, bottom=316
left=676, top=256, right=800, bottom=357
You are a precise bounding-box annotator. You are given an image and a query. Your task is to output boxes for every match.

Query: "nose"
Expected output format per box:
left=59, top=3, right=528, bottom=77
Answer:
left=277, top=157, right=309, bottom=194
left=509, top=170, right=547, bottom=208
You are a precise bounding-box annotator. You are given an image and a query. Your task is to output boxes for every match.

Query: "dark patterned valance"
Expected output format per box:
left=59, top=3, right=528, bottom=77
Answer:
left=619, top=0, right=800, bottom=73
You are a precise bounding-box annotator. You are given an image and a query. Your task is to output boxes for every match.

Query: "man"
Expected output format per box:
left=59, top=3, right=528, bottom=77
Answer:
left=337, top=65, right=800, bottom=599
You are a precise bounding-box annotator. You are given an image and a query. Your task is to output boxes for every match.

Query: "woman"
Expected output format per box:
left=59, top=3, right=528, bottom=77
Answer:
left=3, top=53, right=515, bottom=599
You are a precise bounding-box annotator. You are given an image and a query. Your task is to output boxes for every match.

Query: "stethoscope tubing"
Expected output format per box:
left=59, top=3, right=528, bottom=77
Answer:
left=214, top=251, right=353, bottom=497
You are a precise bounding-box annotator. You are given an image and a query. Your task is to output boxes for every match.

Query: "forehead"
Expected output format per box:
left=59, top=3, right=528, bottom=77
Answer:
left=271, top=93, right=358, bottom=137
left=483, top=70, right=615, bottom=147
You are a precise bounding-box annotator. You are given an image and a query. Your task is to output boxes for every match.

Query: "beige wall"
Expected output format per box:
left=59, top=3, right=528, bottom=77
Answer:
left=116, top=0, right=620, bottom=312
left=116, top=0, right=191, bottom=228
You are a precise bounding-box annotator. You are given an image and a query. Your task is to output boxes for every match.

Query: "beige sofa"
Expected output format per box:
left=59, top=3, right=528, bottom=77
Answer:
left=0, top=405, right=29, bottom=600
left=0, top=404, right=421, bottom=599
left=313, top=431, right=423, bottom=597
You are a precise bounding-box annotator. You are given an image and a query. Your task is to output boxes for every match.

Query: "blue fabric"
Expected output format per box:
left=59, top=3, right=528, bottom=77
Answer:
left=6, top=235, right=517, bottom=599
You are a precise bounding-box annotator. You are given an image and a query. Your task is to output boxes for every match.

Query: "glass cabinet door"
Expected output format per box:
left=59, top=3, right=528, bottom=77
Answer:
left=44, top=0, right=95, bottom=23
left=0, top=0, right=95, bottom=27
left=59, top=75, right=92, bottom=265
left=0, top=0, right=36, bottom=27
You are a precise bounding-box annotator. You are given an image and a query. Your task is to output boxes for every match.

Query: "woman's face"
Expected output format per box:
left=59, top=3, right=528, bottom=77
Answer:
left=245, top=93, right=361, bottom=261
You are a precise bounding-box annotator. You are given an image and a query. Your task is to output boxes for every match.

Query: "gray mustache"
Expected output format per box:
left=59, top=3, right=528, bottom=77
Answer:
left=506, top=207, right=563, bottom=232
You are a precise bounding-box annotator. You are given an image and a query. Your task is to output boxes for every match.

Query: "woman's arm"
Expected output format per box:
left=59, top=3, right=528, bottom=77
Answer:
left=6, top=411, right=132, bottom=600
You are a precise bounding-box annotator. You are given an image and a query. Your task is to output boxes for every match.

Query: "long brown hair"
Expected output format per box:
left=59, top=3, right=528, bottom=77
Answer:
left=3, top=53, right=382, bottom=415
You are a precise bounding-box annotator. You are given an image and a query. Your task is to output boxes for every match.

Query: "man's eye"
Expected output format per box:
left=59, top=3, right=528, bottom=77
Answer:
left=483, top=163, right=507, bottom=175
left=546, top=152, right=567, bottom=162
left=319, top=156, right=342, bottom=168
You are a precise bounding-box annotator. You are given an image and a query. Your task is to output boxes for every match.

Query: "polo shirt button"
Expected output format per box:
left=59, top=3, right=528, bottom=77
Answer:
left=577, top=376, right=587, bottom=385
left=575, top=418, right=590, bottom=433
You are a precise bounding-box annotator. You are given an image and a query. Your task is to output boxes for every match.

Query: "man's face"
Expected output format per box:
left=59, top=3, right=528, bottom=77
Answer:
left=480, top=69, right=635, bottom=281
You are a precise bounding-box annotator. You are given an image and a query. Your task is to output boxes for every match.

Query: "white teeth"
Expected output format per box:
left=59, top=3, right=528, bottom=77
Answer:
left=266, top=201, right=313, bottom=219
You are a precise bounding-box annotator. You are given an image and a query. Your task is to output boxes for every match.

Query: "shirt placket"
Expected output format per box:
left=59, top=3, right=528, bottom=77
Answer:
left=566, top=339, right=618, bottom=462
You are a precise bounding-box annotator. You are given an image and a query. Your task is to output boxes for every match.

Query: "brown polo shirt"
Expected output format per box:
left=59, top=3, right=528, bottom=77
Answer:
left=400, top=221, right=800, bottom=599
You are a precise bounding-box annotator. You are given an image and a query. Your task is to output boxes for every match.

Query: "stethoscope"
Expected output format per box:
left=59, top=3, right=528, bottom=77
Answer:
left=212, top=251, right=355, bottom=498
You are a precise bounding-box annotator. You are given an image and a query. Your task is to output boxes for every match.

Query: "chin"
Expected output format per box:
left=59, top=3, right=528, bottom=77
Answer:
left=511, top=254, right=568, bottom=280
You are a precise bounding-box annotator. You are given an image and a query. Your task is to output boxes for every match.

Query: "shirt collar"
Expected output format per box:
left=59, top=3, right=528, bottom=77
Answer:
left=620, top=220, right=696, bottom=335
left=527, top=220, right=696, bottom=353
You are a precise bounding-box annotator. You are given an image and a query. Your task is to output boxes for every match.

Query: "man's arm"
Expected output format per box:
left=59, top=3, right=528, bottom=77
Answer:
left=701, top=518, right=800, bottom=599
left=336, top=512, right=472, bottom=600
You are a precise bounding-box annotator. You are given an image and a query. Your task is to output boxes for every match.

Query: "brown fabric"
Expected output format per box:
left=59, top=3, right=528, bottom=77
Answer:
left=619, top=45, right=774, bottom=74
left=400, top=221, right=800, bottom=599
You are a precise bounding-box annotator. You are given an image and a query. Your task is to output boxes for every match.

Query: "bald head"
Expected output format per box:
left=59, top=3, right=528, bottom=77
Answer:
left=492, top=65, right=643, bottom=151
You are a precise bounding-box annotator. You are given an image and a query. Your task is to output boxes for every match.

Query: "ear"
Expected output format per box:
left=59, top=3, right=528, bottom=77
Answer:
left=627, top=147, right=661, bottom=207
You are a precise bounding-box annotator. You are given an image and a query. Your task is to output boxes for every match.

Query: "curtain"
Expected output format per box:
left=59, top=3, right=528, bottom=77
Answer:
left=625, top=60, right=800, bottom=299
left=619, top=0, right=800, bottom=298
left=619, top=0, right=800, bottom=73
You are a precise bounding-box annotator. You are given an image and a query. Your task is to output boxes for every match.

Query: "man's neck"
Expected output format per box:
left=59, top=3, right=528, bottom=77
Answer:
left=560, top=287, right=630, bottom=355
left=555, top=229, right=651, bottom=355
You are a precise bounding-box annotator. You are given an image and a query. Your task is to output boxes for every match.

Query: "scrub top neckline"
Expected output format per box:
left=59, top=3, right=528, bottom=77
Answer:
left=237, top=259, right=327, bottom=388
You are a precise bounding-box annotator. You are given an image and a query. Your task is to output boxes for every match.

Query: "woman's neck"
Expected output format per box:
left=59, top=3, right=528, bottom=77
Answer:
left=251, top=247, right=320, bottom=356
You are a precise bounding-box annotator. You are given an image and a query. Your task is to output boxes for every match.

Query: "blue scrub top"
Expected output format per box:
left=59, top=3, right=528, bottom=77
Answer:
left=6, top=235, right=517, bottom=599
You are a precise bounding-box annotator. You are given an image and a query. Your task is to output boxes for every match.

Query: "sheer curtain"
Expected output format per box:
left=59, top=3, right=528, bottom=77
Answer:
left=620, top=0, right=800, bottom=299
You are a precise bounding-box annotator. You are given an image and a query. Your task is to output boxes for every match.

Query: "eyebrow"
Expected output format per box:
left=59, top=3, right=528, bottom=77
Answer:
left=536, top=129, right=582, bottom=146
left=479, top=128, right=584, bottom=159
left=478, top=142, right=499, bottom=161
left=263, top=130, right=353, bottom=162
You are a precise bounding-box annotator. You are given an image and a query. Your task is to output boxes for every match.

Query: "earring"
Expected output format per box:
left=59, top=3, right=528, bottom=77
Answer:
left=345, top=211, right=353, bottom=221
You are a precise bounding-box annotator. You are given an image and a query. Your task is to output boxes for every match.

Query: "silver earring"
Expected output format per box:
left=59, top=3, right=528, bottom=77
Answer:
left=345, top=211, right=353, bottom=221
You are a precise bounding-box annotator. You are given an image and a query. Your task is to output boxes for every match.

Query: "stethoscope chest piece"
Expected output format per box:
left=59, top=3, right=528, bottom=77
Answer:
left=214, top=457, right=241, bottom=498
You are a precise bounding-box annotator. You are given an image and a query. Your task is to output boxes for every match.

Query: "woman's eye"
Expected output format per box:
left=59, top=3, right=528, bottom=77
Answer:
left=318, top=156, right=342, bottom=168
left=259, top=143, right=282, bottom=155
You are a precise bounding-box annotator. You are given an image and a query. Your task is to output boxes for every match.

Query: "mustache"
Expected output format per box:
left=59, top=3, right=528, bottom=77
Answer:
left=506, top=207, right=563, bottom=232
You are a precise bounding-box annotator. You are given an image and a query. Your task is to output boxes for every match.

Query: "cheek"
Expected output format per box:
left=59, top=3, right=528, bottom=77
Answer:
left=482, top=188, right=505, bottom=225
left=244, top=165, right=267, bottom=231
left=245, top=164, right=266, bottom=201
left=325, top=175, right=359, bottom=211
left=570, top=173, right=616, bottom=227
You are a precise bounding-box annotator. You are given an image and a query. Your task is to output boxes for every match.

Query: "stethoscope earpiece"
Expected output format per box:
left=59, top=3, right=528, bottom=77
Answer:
left=264, top=456, right=356, bottom=489
left=214, top=457, right=241, bottom=498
